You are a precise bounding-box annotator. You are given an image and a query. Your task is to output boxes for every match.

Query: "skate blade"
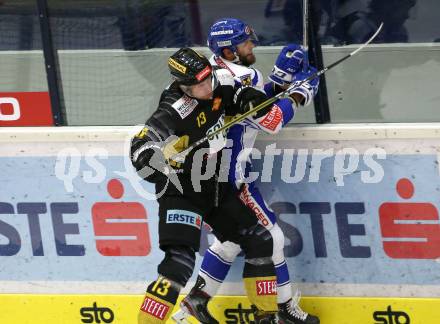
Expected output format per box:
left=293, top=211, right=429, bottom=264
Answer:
left=171, top=308, right=193, bottom=324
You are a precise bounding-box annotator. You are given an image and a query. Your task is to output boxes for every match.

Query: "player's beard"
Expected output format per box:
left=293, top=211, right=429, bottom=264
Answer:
left=239, top=53, right=256, bottom=66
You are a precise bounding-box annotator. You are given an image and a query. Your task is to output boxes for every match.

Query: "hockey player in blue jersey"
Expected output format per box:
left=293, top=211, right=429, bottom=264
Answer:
left=172, top=18, right=320, bottom=324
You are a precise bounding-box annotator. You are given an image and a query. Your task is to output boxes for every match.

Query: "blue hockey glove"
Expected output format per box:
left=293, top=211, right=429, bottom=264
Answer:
left=269, top=44, right=308, bottom=87
left=289, top=66, right=320, bottom=106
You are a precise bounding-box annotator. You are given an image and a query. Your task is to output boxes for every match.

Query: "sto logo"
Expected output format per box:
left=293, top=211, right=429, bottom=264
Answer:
left=92, top=179, right=151, bottom=256
left=379, top=178, right=440, bottom=259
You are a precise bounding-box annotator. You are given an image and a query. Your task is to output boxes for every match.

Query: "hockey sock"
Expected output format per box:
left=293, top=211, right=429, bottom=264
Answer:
left=138, top=276, right=181, bottom=324
left=274, top=260, right=292, bottom=304
left=242, top=260, right=278, bottom=313
left=199, top=247, right=232, bottom=296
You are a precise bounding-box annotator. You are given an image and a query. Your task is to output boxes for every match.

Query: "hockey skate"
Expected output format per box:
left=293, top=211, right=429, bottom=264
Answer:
left=172, top=288, right=218, bottom=324
left=277, top=292, right=320, bottom=324
left=252, top=305, right=279, bottom=324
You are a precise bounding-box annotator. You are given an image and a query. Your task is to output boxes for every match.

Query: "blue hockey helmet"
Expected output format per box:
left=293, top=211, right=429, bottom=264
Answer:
left=207, top=18, right=259, bottom=56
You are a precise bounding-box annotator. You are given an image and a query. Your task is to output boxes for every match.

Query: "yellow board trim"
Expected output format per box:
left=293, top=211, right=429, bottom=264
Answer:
left=0, top=294, right=439, bottom=324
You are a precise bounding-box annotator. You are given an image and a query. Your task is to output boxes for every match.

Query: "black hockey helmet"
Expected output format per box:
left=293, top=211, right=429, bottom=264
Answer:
left=168, top=48, right=212, bottom=86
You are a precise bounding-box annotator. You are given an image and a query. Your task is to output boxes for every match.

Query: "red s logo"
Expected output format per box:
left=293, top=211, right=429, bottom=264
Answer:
left=92, top=179, right=151, bottom=256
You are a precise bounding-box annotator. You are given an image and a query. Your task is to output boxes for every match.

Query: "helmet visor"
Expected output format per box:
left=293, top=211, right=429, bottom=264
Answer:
left=245, top=26, right=259, bottom=46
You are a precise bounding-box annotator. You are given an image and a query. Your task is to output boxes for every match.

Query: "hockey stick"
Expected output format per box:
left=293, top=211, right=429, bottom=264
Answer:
left=302, top=0, right=310, bottom=72
left=303, top=0, right=309, bottom=49
left=170, top=22, right=383, bottom=162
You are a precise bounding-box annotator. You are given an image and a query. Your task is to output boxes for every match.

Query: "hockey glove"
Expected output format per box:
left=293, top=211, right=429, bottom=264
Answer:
left=162, top=134, right=192, bottom=173
left=269, top=44, right=308, bottom=87
left=233, top=86, right=268, bottom=117
left=131, top=141, right=169, bottom=183
left=131, top=134, right=190, bottom=183
left=288, top=66, right=319, bottom=106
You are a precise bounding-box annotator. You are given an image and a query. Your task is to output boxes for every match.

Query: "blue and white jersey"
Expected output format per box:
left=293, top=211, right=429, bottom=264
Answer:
left=209, top=55, right=297, bottom=189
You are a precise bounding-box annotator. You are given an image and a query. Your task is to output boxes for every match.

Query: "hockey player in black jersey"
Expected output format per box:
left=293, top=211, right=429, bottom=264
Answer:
left=131, top=47, right=279, bottom=323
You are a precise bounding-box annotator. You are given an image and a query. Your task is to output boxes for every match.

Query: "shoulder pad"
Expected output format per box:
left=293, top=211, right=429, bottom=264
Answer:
left=214, top=68, right=235, bottom=87
left=158, top=86, right=197, bottom=120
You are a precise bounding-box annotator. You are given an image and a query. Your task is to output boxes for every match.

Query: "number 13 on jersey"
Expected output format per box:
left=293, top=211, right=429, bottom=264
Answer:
left=197, top=111, right=207, bottom=127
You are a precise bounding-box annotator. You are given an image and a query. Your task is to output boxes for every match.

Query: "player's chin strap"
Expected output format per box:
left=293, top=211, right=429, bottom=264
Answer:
left=170, top=22, right=384, bottom=163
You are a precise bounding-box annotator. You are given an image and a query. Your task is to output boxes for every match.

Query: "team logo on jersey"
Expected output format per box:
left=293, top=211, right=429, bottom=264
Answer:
left=140, top=296, right=170, bottom=320
left=239, top=184, right=270, bottom=227
left=256, top=280, right=277, bottom=295
left=239, top=74, right=252, bottom=86
left=166, top=210, right=202, bottom=229
left=168, top=58, right=186, bottom=74
left=212, top=97, right=222, bottom=111
left=172, top=95, right=198, bottom=119
left=206, top=114, right=226, bottom=154
left=258, top=104, right=283, bottom=131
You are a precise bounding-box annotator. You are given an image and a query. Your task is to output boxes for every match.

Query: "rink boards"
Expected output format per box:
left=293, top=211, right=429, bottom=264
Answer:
left=1, top=295, right=440, bottom=323
left=1, top=124, right=440, bottom=323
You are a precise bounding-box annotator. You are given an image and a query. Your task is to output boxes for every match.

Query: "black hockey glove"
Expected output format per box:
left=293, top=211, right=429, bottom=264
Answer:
left=131, top=141, right=169, bottom=183
left=233, top=87, right=269, bottom=117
